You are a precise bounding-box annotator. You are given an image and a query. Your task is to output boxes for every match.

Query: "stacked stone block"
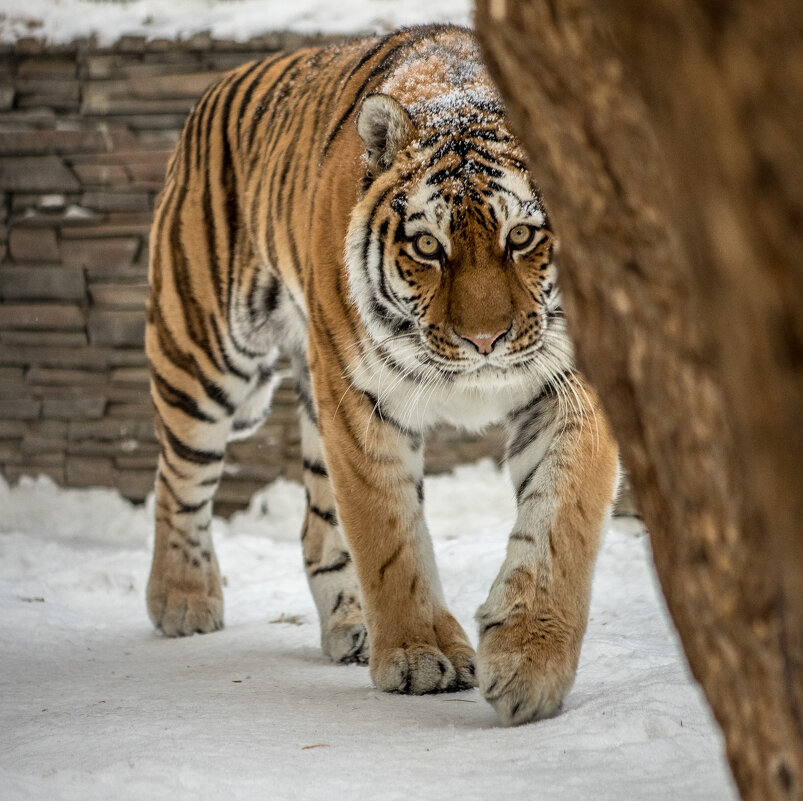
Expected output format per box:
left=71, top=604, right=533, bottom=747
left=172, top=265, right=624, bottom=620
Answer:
left=0, top=34, right=508, bottom=516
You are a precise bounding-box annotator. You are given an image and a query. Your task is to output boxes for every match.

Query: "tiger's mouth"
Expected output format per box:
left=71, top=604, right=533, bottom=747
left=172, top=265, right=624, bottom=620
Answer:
left=411, top=308, right=550, bottom=374
left=415, top=327, right=547, bottom=377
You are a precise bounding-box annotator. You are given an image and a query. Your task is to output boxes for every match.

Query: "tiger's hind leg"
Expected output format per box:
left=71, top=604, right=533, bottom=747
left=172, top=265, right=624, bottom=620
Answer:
left=294, top=357, right=369, bottom=664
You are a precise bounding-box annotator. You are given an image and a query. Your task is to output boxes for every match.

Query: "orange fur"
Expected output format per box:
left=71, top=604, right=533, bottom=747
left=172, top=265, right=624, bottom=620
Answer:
left=145, top=25, right=619, bottom=722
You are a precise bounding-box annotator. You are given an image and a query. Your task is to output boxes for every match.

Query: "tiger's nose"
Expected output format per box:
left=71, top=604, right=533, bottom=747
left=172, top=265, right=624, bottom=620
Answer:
left=455, top=327, right=510, bottom=355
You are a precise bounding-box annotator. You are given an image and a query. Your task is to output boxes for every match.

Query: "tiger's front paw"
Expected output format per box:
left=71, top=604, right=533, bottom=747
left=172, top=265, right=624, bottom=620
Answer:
left=369, top=611, right=478, bottom=694
left=476, top=605, right=580, bottom=726
left=370, top=642, right=476, bottom=694
left=147, top=561, right=224, bottom=637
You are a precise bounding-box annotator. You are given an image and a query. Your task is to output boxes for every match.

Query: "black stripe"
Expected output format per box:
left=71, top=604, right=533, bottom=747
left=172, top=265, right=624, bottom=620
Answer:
left=331, top=591, right=346, bottom=614
left=360, top=183, right=395, bottom=266
left=256, top=364, right=274, bottom=386
left=426, top=159, right=503, bottom=186
left=378, top=544, right=402, bottom=580
left=246, top=52, right=309, bottom=153
left=508, top=379, right=562, bottom=422
left=163, top=422, right=225, bottom=465
left=373, top=220, right=410, bottom=319
left=507, top=395, right=555, bottom=460
left=219, top=60, right=263, bottom=138
left=273, top=112, right=305, bottom=224
left=155, top=514, right=190, bottom=539
left=311, top=551, right=351, bottom=577
left=199, top=77, right=230, bottom=309
left=152, top=305, right=195, bottom=376
left=374, top=337, right=425, bottom=389
left=323, top=38, right=421, bottom=155
left=480, top=620, right=503, bottom=636
left=486, top=179, right=526, bottom=201
left=208, top=314, right=251, bottom=382
left=191, top=78, right=224, bottom=171
left=313, top=303, right=419, bottom=456
left=239, top=53, right=288, bottom=148
left=152, top=306, right=232, bottom=418
left=245, top=270, right=262, bottom=323
left=158, top=472, right=211, bottom=515
left=234, top=58, right=273, bottom=137
left=169, top=178, right=218, bottom=365
left=360, top=387, right=422, bottom=446
left=428, top=138, right=500, bottom=165
left=152, top=370, right=218, bottom=424
left=232, top=417, right=267, bottom=432
left=324, top=25, right=466, bottom=159
left=303, top=458, right=328, bottom=478
left=310, top=504, right=338, bottom=527
left=219, top=70, right=257, bottom=311
left=320, top=34, right=397, bottom=158
left=159, top=445, right=191, bottom=481
left=418, top=125, right=508, bottom=151
left=515, top=455, right=549, bottom=505
left=192, top=366, right=235, bottom=415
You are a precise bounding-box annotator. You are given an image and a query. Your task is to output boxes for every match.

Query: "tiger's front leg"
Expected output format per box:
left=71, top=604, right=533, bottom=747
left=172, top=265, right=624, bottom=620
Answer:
left=146, top=410, right=229, bottom=637
left=476, top=374, right=619, bottom=725
left=293, top=356, right=369, bottom=664
left=312, top=359, right=477, bottom=693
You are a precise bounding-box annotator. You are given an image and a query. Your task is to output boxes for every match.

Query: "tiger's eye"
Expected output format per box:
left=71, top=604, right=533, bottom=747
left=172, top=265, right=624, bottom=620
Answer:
left=413, top=233, right=442, bottom=259
left=508, top=224, right=534, bottom=249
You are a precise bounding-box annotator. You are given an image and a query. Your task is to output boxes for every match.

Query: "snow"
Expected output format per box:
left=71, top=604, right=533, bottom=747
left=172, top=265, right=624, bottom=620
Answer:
left=0, top=461, right=737, bottom=800
left=0, top=0, right=473, bottom=45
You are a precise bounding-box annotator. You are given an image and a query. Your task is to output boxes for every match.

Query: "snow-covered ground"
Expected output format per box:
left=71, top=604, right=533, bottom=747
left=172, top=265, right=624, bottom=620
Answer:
left=0, top=0, right=473, bottom=45
left=0, top=461, right=737, bottom=801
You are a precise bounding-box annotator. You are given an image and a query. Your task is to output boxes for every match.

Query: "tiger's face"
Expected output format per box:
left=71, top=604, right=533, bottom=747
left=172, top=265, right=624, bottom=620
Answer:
left=347, top=93, right=571, bottom=386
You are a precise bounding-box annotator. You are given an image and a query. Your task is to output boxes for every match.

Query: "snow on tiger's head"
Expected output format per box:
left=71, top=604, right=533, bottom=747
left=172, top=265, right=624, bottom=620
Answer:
left=345, top=40, right=570, bottom=385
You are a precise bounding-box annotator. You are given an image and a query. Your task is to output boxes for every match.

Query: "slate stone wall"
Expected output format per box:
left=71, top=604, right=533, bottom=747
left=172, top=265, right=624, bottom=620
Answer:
left=0, top=34, right=506, bottom=515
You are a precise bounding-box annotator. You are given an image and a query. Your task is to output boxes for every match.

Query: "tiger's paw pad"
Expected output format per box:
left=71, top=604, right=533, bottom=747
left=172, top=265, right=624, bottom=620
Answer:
left=323, top=622, right=370, bottom=664
left=371, top=643, right=476, bottom=694
left=147, top=582, right=224, bottom=637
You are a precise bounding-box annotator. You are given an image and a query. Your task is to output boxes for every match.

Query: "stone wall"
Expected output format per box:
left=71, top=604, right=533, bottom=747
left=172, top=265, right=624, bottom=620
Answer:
left=0, top=33, right=506, bottom=514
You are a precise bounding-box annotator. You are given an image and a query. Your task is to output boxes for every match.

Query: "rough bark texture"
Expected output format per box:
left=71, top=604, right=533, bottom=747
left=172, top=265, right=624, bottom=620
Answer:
left=474, top=2, right=802, bottom=799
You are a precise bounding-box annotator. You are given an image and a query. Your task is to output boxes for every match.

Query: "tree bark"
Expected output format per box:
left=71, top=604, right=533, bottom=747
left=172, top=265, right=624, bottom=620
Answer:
left=473, top=2, right=802, bottom=799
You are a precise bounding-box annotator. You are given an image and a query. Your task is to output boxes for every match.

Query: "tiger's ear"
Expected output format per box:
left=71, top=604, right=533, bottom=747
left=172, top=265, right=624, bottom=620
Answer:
left=356, top=94, right=414, bottom=175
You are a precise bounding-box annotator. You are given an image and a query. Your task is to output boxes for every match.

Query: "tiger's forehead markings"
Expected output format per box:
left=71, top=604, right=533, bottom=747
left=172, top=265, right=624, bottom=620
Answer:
left=487, top=174, right=547, bottom=228
left=401, top=121, right=544, bottom=241
left=405, top=182, right=452, bottom=233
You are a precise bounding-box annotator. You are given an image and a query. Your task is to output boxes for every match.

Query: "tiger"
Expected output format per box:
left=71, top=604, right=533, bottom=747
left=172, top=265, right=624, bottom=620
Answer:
left=145, top=23, right=619, bottom=726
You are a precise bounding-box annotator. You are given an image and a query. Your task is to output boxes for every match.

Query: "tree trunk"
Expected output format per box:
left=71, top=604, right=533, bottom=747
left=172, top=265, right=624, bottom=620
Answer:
left=473, top=2, right=802, bottom=799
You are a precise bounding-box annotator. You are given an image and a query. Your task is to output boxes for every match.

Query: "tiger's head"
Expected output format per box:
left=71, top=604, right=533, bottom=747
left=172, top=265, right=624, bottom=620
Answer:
left=346, top=89, right=571, bottom=387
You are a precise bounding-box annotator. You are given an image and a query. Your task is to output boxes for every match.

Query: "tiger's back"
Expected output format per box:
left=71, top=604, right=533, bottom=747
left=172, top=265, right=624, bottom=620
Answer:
left=146, top=25, right=619, bottom=727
